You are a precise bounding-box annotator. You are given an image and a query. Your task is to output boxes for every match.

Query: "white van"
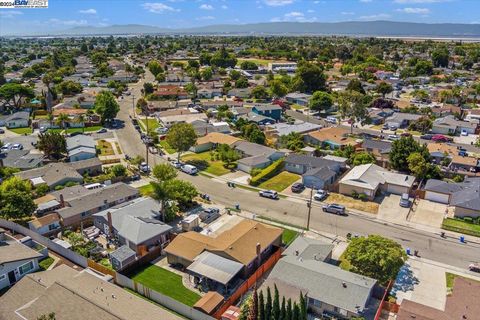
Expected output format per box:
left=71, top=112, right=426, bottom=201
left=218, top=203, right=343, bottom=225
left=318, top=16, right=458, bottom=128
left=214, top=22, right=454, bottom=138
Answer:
left=181, top=164, right=198, bottom=175
left=326, top=116, right=337, bottom=124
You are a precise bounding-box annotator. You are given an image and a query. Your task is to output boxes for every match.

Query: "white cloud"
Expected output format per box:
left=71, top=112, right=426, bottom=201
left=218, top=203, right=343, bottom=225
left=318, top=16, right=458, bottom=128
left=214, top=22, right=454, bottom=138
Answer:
left=264, top=0, right=294, bottom=7
left=272, top=11, right=317, bottom=22
left=397, top=7, right=430, bottom=14
left=221, top=5, right=228, bottom=9
left=394, top=0, right=449, bottom=3
left=285, top=11, right=304, bottom=18
left=359, top=0, right=372, bottom=3
left=48, top=18, right=88, bottom=26
left=0, top=10, right=23, bottom=18
left=79, top=8, right=97, bottom=14
left=341, top=11, right=355, bottom=15
left=196, top=15, right=215, bottom=20
left=199, top=4, right=214, bottom=10
left=142, top=2, right=179, bottom=13
left=307, top=9, right=315, bottom=13
left=358, top=13, right=391, bottom=20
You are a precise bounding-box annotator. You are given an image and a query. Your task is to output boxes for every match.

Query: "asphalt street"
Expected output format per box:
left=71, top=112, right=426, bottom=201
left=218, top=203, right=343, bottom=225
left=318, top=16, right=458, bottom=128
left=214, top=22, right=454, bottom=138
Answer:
left=113, top=71, right=480, bottom=270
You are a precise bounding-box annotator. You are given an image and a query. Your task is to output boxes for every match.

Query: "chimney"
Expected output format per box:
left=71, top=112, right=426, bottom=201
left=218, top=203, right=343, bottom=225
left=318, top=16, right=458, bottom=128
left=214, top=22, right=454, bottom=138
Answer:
left=342, top=282, right=347, bottom=288
left=107, top=211, right=113, bottom=235
left=256, top=243, right=261, bottom=265
left=59, top=194, right=65, bottom=207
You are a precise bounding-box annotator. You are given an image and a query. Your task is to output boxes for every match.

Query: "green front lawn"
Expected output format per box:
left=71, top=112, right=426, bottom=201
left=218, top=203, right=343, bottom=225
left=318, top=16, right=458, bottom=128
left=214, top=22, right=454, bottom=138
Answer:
left=282, top=229, right=299, bottom=246
left=442, top=218, right=480, bottom=237
left=138, top=184, right=153, bottom=196
left=181, top=152, right=231, bottom=176
left=9, top=127, right=33, bottom=135
left=130, top=264, right=201, bottom=306
left=159, top=140, right=176, bottom=154
left=258, top=171, right=300, bottom=192
left=39, top=257, right=55, bottom=271
left=140, top=118, right=160, bottom=131
left=48, top=125, right=103, bottom=134
left=446, top=272, right=480, bottom=294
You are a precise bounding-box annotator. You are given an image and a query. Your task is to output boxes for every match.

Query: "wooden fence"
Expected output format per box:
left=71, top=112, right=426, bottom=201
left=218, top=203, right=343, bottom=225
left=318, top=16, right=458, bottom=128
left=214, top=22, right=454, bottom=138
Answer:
left=374, top=280, right=394, bottom=320
left=212, top=248, right=283, bottom=319
left=88, top=259, right=116, bottom=278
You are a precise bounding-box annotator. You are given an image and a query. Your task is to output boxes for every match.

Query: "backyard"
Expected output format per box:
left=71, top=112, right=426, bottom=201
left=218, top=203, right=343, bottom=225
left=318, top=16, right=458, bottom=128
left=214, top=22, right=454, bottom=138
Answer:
left=442, top=218, right=480, bottom=237
left=181, top=152, right=231, bottom=176
left=38, top=257, right=55, bottom=271
left=325, top=193, right=379, bottom=214
left=257, top=171, right=300, bottom=192
left=130, top=264, right=201, bottom=307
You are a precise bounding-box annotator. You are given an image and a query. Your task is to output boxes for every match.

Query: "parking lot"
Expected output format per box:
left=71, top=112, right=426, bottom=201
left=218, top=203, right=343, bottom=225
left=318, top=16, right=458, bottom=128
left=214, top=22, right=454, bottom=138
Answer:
left=378, top=194, right=410, bottom=224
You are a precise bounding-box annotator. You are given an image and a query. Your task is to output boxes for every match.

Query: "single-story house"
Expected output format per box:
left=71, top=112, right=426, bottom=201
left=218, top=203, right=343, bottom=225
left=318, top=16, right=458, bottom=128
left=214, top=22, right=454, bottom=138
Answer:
left=227, top=88, right=251, bottom=99
left=0, top=111, right=30, bottom=128
left=305, top=127, right=359, bottom=150
left=285, top=92, right=311, bottom=106
left=197, top=87, right=223, bottom=99
left=28, top=213, right=61, bottom=236
left=265, top=121, right=322, bottom=141
left=0, top=230, right=43, bottom=290
left=424, top=177, right=480, bottom=217
left=192, top=132, right=242, bottom=153
left=158, top=108, right=208, bottom=127
left=165, top=219, right=282, bottom=278
left=361, top=139, right=392, bottom=158
left=238, top=112, right=275, bottom=125
left=93, top=197, right=173, bottom=255
left=431, top=115, right=478, bottom=135
left=261, top=236, right=379, bottom=320
left=66, top=134, right=97, bottom=162
left=368, top=108, right=394, bottom=125
left=339, top=163, right=415, bottom=200
left=233, top=141, right=285, bottom=173
left=386, top=113, right=422, bottom=129
left=0, top=150, right=44, bottom=170
left=251, top=104, right=282, bottom=121
left=191, top=119, right=232, bottom=137
left=284, top=154, right=344, bottom=189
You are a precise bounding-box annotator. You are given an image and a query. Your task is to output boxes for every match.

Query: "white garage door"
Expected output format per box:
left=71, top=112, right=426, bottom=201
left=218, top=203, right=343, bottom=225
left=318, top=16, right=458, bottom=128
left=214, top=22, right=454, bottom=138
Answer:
left=425, top=191, right=449, bottom=204
left=386, top=184, right=408, bottom=195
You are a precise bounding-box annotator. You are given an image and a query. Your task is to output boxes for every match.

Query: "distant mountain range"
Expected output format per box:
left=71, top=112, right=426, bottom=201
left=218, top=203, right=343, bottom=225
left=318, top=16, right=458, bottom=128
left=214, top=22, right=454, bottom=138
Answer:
left=4, top=21, right=480, bottom=38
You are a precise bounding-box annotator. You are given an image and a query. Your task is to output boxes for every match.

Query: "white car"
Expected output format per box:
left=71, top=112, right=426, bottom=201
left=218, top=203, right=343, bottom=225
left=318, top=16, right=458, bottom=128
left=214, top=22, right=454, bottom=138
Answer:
left=138, top=162, right=150, bottom=173
left=181, top=164, right=198, bottom=175
left=259, top=190, right=279, bottom=199
left=461, top=129, right=468, bottom=136
left=148, top=146, right=158, bottom=154
left=387, top=134, right=399, bottom=141
left=11, top=143, right=23, bottom=150
left=313, top=190, right=328, bottom=201
left=1, top=143, right=12, bottom=152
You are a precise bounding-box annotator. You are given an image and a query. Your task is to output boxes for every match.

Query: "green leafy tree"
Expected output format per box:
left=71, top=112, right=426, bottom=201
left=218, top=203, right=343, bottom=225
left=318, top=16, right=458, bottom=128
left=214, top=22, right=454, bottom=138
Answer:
left=278, top=132, right=304, bottom=151
left=56, top=80, right=82, bottom=95
left=210, top=47, right=237, bottom=68
left=153, top=163, right=178, bottom=181
left=0, top=83, right=35, bottom=110
left=431, top=46, right=449, bottom=68
left=351, top=152, right=376, bottom=166
left=346, top=78, right=365, bottom=94
left=95, top=90, right=120, bottom=123
left=407, top=152, right=428, bottom=179
left=252, top=86, right=270, bottom=99
left=143, top=82, right=154, bottom=95
left=343, top=235, right=407, bottom=284
left=309, top=91, right=333, bottom=112
left=408, top=116, right=432, bottom=134
left=286, top=299, right=292, bottom=320
left=280, top=297, right=286, bottom=320
left=148, top=60, right=164, bottom=77
left=299, top=293, right=307, bottom=320
left=235, top=77, right=249, bottom=89
left=269, top=79, right=288, bottom=98
left=242, top=124, right=266, bottom=145
left=37, top=312, right=56, bottom=320
left=110, top=164, right=127, bottom=177
left=389, top=136, right=429, bottom=172
left=292, top=303, right=300, bottom=320
left=55, top=113, right=69, bottom=132
left=38, top=132, right=67, bottom=160
left=217, top=144, right=240, bottom=169
left=293, top=61, right=326, bottom=93
left=376, top=81, right=393, bottom=98
left=166, top=123, right=197, bottom=161
left=337, top=91, right=369, bottom=134
left=201, top=67, right=213, bottom=81
left=240, top=61, right=258, bottom=70
left=0, top=177, right=36, bottom=220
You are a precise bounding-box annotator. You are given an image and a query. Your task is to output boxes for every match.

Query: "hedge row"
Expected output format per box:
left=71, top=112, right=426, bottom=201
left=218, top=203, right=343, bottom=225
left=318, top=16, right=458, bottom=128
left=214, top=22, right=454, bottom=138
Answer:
left=249, top=159, right=285, bottom=187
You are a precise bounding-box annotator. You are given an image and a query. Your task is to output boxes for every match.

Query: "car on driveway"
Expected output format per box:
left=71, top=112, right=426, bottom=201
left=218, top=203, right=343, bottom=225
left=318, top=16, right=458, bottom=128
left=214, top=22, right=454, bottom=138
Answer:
left=313, top=190, right=328, bottom=201
left=291, top=182, right=305, bottom=193
left=138, top=162, right=150, bottom=173
left=322, top=203, right=346, bottom=215
left=170, top=160, right=183, bottom=169
left=399, top=193, right=410, bottom=208
left=259, top=190, right=279, bottom=199
left=1, top=143, right=12, bottom=152
left=96, top=128, right=107, bottom=134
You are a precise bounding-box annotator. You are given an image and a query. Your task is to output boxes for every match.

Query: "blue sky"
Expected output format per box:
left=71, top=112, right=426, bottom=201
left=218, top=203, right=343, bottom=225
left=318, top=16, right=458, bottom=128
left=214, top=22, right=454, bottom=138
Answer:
left=0, top=0, right=479, bottom=35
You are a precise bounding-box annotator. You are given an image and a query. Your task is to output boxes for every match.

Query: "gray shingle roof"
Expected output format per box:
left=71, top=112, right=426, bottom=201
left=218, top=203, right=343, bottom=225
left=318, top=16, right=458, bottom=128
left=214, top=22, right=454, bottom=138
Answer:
left=286, top=154, right=342, bottom=170
left=110, top=245, right=136, bottom=263
left=187, top=251, right=243, bottom=285
left=424, top=177, right=480, bottom=210
left=303, top=167, right=337, bottom=181
left=283, top=237, right=333, bottom=262
left=362, top=139, right=392, bottom=154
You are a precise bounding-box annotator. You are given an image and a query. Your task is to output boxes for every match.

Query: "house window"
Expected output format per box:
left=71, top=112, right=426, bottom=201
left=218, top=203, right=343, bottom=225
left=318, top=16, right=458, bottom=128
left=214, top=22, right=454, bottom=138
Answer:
left=0, top=274, right=5, bottom=281
left=48, top=224, right=58, bottom=231
left=19, top=261, right=34, bottom=275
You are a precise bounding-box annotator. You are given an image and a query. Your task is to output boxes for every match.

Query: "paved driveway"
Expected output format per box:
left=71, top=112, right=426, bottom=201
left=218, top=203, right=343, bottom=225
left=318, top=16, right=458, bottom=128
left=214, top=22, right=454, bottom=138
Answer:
left=378, top=194, right=410, bottom=224
left=393, top=258, right=447, bottom=311
left=409, top=200, right=447, bottom=228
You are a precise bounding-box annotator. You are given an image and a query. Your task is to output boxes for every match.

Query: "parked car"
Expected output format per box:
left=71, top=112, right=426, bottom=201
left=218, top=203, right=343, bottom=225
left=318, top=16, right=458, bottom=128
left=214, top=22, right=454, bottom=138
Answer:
left=130, top=174, right=141, bottom=181
left=399, top=193, right=410, bottom=208
left=0, top=128, right=5, bottom=134
left=96, top=128, right=107, bottom=134
left=199, top=208, right=220, bottom=223
left=291, top=182, right=305, bottom=193
left=461, top=129, right=468, bottom=136
left=259, top=190, right=279, bottom=199
left=326, top=116, right=337, bottom=124
left=148, top=146, right=158, bottom=154
left=0, top=142, right=12, bottom=152
left=432, top=134, right=451, bottom=142
left=156, top=127, right=168, bottom=134
left=313, top=190, right=328, bottom=201
left=138, top=162, right=150, bottom=173
left=181, top=164, right=198, bottom=175
left=387, top=134, right=399, bottom=141
left=11, top=143, right=23, bottom=150
left=322, top=203, right=346, bottom=215
left=468, top=263, right=480, bottom=273
left=420, top=134, right=433, bottom=140
left=389, top=125, right=398, bottom=131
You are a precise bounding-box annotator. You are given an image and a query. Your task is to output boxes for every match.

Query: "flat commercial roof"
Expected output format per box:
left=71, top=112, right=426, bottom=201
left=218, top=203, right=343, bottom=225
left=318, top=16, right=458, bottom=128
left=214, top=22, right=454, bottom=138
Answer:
left=187, top=252, right=243, bottom=285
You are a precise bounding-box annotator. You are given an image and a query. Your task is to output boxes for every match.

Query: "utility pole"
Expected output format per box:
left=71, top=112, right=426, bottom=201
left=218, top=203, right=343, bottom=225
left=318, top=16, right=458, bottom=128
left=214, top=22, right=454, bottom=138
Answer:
left=132, top=94, right=135, bottom=115
left=306, top=187, right=314, bottom=231
left=145, top=113, right=149, bottom=167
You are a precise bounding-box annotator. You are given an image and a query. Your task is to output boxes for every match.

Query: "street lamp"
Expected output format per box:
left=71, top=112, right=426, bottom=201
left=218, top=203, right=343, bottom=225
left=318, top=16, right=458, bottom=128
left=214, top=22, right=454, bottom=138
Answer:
left=132, top=94, right=135, bottom=115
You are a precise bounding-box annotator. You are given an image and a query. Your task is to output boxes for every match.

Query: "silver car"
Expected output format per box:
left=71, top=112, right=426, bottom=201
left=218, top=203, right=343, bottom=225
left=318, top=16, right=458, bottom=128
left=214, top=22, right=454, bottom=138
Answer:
left=259, top=190, right=279, bottom=199
left=322, top=203, right=346, bottom=215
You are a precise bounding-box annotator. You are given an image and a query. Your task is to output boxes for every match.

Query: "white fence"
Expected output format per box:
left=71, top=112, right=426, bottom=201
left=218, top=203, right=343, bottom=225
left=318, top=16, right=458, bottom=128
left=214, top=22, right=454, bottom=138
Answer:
left=116, top=273, right=216, bottom=320
left=0, top=218, right=88, bottom=268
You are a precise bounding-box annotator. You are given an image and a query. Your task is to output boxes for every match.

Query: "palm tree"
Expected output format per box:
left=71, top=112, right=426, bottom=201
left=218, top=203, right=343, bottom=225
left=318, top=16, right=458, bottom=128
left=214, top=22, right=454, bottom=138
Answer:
left=76, top=114, right=86, bottom=133
left=55, top=113, right=69, bottom=134
left=47, top=112, right=54, bottom=128
left=150, top=181, right=170, bottom=222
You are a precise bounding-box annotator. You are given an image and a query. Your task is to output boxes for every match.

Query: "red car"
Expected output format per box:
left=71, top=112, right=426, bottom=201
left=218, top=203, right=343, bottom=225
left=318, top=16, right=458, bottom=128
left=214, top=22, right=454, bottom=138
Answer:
left=432, top=134, right=451, bottom=142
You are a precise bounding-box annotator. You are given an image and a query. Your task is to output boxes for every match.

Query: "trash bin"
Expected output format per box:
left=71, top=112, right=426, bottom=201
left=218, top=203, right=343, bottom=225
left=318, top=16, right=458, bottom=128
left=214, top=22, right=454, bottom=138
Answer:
left=460, top=235, right=465, bottom=243
left=406, top=248, right=411, bottom=255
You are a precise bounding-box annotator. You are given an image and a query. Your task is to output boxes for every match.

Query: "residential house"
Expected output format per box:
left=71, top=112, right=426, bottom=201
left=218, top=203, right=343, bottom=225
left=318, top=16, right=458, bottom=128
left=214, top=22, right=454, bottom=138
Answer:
left=368, top=108, right=394, bottom=125
left=165, top=219, right=282, bottom=279
left=93, top=197, right=173, bottom=256
left=0, top=229, right=43, bottom=290
left=268, top=62, right=297, bottom=72
left=192, top=132, right=242, bottom=153
left=66, top=134, right=97, bottom=162
left=15, top=158, right=102, bottom=189
left=151, top=85, right=189, bottom=100
left=424, top=177, right=480, bottom=217
left=251, top=104, right=282, bottom=121
left=385, top=112, right=422, bottom=129
left=397, top=277, right=480, bottom=320
left=339, top=164, right=415, bottom=200
left=201, top=100, right=243, bottom=110
left=0, top=150, right=44, bottom=170
left=432, top=115, right=478, bottom=135
left=305, top=127, right=359, bottom=150
left=427, top=143, right=478, bottom=172
left=191, top=120, right=232, bottom=137
left=431, top=104, right=461, bottom=118
left=284, top=154, right=345, bottom=189
left=227, top=88, right=251, bottom=99
left=361, top=139, right=392, bottom=166
left=143, top=101, right=180, bottom=115
left=47, top=182, right=140, bottom=227
left=465, top=109, right=480, bottom=122
left=158, top=108, right=208, bottom=127
left=197, top=87, right=223, bottom=99
left=238, top=112, right=275, bottom=126
left=285, top=92, right=312, bottom=106
left=28, top=213, right=61, bottom=236
left=0, top=264, right=183, bottom=320
left=0, top=111, right=30, bottom=128
left=233, top=141, right=285, bottom=173
left=261, top=236, right=379, bottom=320
left=265, top=121, right=322, bottom=141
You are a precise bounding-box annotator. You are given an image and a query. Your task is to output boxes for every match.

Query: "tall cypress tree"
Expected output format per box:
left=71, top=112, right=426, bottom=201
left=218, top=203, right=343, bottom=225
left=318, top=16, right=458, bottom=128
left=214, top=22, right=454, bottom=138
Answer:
left=280, top=296, right=286, bottom=320
left=258, top=290, right=265, bottom=320
left=299, top=292, right=307, bottom=320
left=286, top=298, right=292, bottom=320
left=272, top=285, right=280, bottom=320
left=248, top=287, right=258, bottom=320
left=265, top=287, right=272, bottom=320
left=292, top=303, right=300, bottom=320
